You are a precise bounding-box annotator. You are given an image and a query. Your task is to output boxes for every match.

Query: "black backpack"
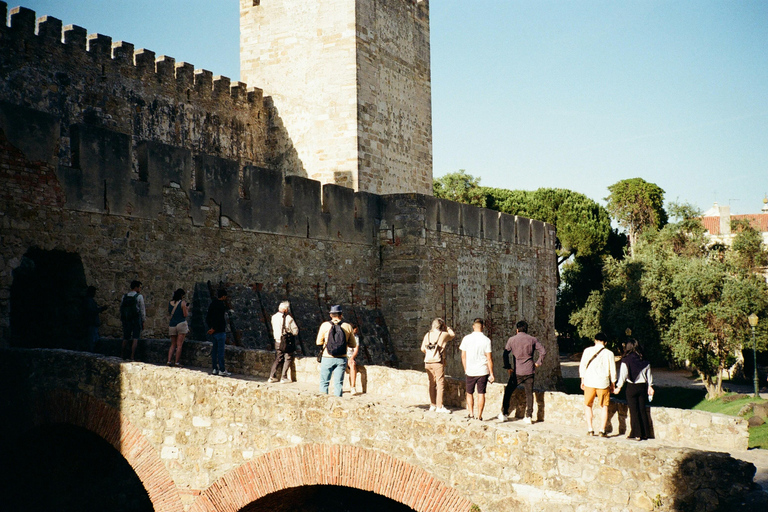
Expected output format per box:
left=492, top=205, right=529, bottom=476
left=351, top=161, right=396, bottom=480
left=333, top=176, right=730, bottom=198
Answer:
left=120, top=294, right=139, bottom=323
left=326, top=322, right=347, bottom=357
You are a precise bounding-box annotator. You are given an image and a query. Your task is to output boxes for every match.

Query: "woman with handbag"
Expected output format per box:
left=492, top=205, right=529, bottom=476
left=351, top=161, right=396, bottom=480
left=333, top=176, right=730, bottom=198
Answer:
left=421, top=318, right=455, bottom=413
left=269, top=301, right=299, bottom=383
left=167, top=288, right=189, bottom=367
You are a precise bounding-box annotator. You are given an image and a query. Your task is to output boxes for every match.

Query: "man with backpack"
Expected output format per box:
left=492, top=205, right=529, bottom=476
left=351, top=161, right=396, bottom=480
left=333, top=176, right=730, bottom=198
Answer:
left=315, top=305, right=356, bottom=396
left=120, top=280, right=146, bottom=360
left=268, top=301, right=299, bottom=383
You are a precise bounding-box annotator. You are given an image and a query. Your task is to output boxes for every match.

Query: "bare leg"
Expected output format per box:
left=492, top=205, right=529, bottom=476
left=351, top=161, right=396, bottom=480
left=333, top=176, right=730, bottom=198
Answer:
left=477, top=394, right=486, bottom=420
left=466, top=392, right=474, bottom=417
left=168, top=335, right=177, bottom=363
left=584, top=405, right=594, bottom=432
left=175, top=333, right=186, bottom=364
left=600, top=406, right=609, bottom=433
left=349, top=360, right=357, bottom=388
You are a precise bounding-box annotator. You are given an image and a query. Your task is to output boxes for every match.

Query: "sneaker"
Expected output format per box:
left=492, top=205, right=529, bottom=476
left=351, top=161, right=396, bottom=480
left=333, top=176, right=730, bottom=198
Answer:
left=174, top=362, right=183, bottom=368
left=522, top=417, right=532, bottom=425
left=436, top=407, right=451, bottom=414
left=350, top=388, right=357, bottom=395
left=166, top=361, right=173, bottom=366
left=497, top=413, right=508, bottom=423
left=219, top=370, right=231, bottom=377
left=598, top=431, right=607, bottom=437
left=267, top=377, right=278, bottom=383
left=211, top=369, right=219, bottom=376
left=280, top=378, right=291, bottom=383
left=429, top=405, right=436, bottom=412
left=587, top=430, right=594, bottom=436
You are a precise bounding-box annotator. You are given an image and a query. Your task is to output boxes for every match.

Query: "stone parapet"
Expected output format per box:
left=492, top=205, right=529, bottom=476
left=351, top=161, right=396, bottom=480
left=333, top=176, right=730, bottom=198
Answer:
left=92, top=339, right=749, bottom=452
left=0, top=348, right=761, bottom=512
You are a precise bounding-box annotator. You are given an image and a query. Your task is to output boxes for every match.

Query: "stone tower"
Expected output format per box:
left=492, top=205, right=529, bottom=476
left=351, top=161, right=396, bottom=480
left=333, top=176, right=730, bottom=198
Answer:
left=240, top=0, right=432, bottom=195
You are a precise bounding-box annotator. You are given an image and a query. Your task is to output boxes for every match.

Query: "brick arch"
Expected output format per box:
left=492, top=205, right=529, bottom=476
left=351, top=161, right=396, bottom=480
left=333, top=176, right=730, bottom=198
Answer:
left=22, top=389, right=183, bottom=512
left=189, top=444, right=474, bottom=512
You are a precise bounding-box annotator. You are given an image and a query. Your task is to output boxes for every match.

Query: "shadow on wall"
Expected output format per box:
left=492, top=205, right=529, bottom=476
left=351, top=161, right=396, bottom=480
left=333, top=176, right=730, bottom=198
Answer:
left=264, top=98, right=307, bottom=181
left=10, top=247, right=88, bottom=349
left=668, top=451, right=767, bottom=511
left=0, top=423, right=152, bottom=512
left=190, top=281, right=398, bottom=367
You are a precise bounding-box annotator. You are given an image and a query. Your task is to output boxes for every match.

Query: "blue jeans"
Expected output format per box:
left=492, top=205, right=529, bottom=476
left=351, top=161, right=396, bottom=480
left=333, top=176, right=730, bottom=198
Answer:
left=319, top=357, right=347, bottom=396
left=211, top=332, right=226, bottom=371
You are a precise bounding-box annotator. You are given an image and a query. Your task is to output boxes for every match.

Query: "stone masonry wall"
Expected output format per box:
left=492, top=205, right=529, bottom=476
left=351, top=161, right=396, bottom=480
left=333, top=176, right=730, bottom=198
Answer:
left=240, top=0, right=432, bottom=195
left=0, top=348, right=759, bottom=512
left=0, top=3, right=280, bottom=176
left=90, top=338, right=750, bottom=453
left=0, top=1, right=556, bottom=381
left=239, top=0, right=359, bottom=189
left=379, top=194, right=559, bottom=388
left=356, top=0, right=432, bottom=195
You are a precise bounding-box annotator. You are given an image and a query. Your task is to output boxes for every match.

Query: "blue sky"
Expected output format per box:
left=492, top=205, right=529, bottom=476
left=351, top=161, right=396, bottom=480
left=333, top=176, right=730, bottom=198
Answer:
left=13, top=0, right=768, bottom=215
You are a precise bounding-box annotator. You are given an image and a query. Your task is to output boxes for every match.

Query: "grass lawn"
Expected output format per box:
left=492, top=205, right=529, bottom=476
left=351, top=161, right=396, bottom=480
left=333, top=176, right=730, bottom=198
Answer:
left=693, top=394, right=768, bottom=449
left=561, top=378, right=767, bottom=449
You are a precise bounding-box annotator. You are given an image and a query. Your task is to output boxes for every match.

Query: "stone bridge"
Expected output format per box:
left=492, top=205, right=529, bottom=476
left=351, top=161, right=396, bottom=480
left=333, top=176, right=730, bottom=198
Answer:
left=0, top=347, right=764, bottom=512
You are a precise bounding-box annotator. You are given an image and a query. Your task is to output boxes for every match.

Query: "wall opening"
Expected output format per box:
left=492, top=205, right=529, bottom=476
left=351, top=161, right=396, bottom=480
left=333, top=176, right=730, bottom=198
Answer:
left=9, top=246, right=88, bottom=349
left=0, top=423, right=153, bottom=512
left=239, top=485, right=415, bottom=512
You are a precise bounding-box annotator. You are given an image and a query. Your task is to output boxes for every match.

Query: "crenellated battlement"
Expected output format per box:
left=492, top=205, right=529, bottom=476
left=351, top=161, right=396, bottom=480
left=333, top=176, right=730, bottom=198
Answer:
left=0, top=2, right=273, bottom=170
left=1, top=4, right=263, bottom=109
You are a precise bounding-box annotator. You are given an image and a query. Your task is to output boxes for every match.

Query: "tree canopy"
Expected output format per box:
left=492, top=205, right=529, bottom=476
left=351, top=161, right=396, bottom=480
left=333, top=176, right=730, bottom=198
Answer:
left=569, top=205, right=768, bottom=398
left=434, top=172, right=612, bottom=265
left=606, top=178, right=668, bottom=256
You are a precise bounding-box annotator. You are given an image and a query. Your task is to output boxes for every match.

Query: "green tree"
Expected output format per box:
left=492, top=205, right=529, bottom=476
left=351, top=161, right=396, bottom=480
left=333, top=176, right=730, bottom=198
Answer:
left=487, top=187, right=611, bottom=265
left=606, top=178, right=668, bottom=256
left=432, top=170, right=485, bottom=207
left=662, top=259, right=768, bottom=398
left=730, top=219, right=767, bottom=271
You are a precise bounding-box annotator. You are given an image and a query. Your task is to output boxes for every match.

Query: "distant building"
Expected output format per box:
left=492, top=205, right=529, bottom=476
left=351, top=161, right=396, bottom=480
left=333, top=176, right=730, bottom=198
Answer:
left=701, top=198, right=768, bottom=246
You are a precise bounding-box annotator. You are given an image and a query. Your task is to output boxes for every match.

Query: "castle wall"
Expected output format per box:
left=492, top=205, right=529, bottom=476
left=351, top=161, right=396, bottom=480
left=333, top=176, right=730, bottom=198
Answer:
left=378, top=195, right=559, bottom=386
left=356, top=0, right=432, bottom=195
left=239, top=0, right=359, bottom=188
left=0, top=2, right=557, bottom=385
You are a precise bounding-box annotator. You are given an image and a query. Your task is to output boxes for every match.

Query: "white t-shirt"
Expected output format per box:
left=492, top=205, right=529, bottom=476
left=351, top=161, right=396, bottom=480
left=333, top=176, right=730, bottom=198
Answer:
left=459, top=331, right=492, bottom=377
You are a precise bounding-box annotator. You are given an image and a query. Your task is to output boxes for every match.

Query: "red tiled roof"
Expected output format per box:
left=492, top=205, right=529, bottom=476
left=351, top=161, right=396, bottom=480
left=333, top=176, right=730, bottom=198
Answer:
left=701, top=213, right=768, bottom=235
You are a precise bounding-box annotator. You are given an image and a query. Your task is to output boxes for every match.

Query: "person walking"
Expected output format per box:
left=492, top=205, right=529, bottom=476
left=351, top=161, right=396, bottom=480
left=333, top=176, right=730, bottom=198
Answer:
left=498, top=320, right=546, bottom=424
left=268, top=301, right=299, bottom=383
left=206, top=289, right=230, bottom=376
left=167, top=288, right=189, bottom=367
left=120, top=280, right=145, bottom=360
left=315, top=305, right=356, bottom=396
left=421, top=318, right=455, bottom=413
left=614, top=339, right=654, bottom=440
left=579, top=332, right=616, bottom=436
left=84, top=285, right=107, bottom=352
left=459, top=318, right=494, bottom=420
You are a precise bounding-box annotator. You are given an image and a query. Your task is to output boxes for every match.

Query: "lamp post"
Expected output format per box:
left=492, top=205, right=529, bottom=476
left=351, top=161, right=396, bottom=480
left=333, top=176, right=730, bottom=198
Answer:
left=748, top=313, right=759, bottom=397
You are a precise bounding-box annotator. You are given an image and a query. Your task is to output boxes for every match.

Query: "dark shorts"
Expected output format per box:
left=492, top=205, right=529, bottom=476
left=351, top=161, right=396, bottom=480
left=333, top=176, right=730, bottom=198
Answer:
left=122, top=319, right=142, bottom=340
left=466, top=374, right=489, bottom=394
